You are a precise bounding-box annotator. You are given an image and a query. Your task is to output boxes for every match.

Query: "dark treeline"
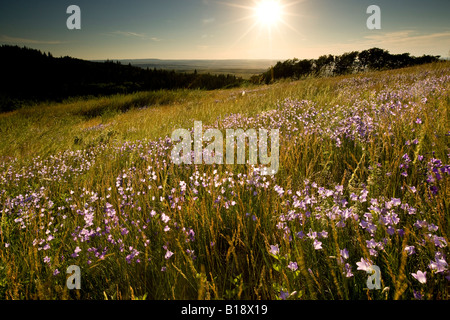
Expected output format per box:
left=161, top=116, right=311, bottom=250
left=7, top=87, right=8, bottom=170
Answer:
left=0, top=45, right=244, bottom=112
left=251, top=47, right=441, bottom=84
left=0, top=45, right=443, bottom=112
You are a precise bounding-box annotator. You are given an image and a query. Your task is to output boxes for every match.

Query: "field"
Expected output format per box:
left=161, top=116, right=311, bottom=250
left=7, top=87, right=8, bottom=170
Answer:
left=0, top=62, right=449, bottom=300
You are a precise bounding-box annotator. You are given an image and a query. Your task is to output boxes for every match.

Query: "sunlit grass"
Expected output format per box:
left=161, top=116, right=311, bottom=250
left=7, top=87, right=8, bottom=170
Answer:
left=0, top=62, right=448, bottom=300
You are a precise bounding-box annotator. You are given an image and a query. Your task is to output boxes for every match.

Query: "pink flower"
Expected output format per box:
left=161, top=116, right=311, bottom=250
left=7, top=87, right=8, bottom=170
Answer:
left=288, top=261, right=298, bottom=271
left=165, top=250, right=174, bottom=260
left=412, top=270, right=427, bottom=284
left=161, top=213, right=170, bottom=223
left=356, top=258, right=372, bottom=272
left=313, top=239, right=323, bottom=250
left=269, top=244, right=279, bottom=256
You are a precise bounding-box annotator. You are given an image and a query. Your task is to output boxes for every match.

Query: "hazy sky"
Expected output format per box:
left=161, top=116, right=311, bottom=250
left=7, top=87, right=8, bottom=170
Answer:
left=1, top=0, right=449, bottom=60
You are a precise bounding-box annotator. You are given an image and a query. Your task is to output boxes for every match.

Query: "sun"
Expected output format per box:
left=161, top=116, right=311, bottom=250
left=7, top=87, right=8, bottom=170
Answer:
left=254, top=0, right=283, bottom=27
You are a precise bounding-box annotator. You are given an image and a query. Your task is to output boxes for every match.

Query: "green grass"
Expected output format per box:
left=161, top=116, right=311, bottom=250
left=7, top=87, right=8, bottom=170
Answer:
left=0, top=62, right=449, bottom=300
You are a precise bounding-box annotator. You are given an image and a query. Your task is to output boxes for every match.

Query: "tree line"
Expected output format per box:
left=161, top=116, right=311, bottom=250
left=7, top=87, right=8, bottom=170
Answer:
left=0, top=45, right=443, bottom=112
left=251, top=48, right=441, bottom=84
left=0, top=45, right=244, bottom=112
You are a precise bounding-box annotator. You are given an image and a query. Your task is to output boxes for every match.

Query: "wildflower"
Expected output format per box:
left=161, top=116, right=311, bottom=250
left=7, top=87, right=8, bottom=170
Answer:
left=413, top=290, right=423, bottom=300
left=269, top=244, right=279, bottom=256
left=44, top=256, right=51, bottom=264
left=161, top=213, right=170, bottom=223
left=274, top=185, right=284, bottom=196
left=340, top=248, right=349, bottom=260
left=279, top=289, right=290, bottom=300
left=313, top=239, right=323, bottom=250
left=431, top=235, right=447, bottom=248
left=412, top=271, right=427, bottom=284
left=53, top=269, right=60, bottom=276
left=391, top=198, right=401, bottom=207
left=288, top=262, right=298, bottom=271
left=344, top=263, right=353, bottom=278
left=165, top=250, right=174, bottom=260
left=366, top=238, right=378, bottom=249
left=319, top=231, right=328, bottom=239
left=307, top=229, right=317, bottom=239
left=279, top=289, right=296, bottom=300
left=296, top=231, right=305, bottom=239
left=404, top=246, right=416, bottom=255
left=428, top=253, right=448, bottom=273
left=359, top=189, right=368, bottom=202
left=386, top=226, right=396, bottom=235
left=71, top=246, right=81, bottom=258
left=356, top=258, right=373, bottom=272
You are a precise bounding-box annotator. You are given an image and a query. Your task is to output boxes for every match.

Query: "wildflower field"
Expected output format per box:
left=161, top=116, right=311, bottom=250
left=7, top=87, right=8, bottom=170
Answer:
left=0, top=62, right=448, bottom=300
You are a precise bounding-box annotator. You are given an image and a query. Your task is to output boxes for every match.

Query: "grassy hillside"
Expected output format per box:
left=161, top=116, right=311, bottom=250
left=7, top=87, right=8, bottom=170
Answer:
left=0, top=62, right=449, bottom=300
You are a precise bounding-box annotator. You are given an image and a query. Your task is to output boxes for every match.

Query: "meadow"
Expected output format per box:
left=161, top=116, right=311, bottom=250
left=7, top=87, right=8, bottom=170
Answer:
left=0, top=62, right=448, bottom=300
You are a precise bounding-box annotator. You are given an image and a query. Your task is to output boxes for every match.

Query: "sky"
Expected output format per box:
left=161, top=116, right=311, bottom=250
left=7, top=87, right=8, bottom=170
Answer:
left=0, top=0, right=449, bottom=61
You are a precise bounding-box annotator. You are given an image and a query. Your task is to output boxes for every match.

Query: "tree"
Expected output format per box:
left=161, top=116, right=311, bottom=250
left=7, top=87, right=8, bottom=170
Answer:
left=314, top=55, right=334, bottom=75
left=334, top=51, right=358, bottom=75
left=293, top=59, right=313, bottom=79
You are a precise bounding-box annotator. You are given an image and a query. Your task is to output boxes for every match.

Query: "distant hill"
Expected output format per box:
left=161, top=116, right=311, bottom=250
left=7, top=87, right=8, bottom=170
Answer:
left=0, top=45, right=244, bottom=112
left=93, top=59, right=274, bottom=77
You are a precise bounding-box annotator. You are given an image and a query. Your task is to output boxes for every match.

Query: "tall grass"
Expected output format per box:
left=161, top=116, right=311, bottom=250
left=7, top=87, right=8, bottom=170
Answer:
left=0, top=62, right=449, bottom=300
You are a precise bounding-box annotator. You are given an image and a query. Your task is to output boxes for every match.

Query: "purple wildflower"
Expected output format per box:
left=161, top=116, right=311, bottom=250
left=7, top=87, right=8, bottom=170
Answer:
left=412, top=271, right=427, bottom=284
left=428, top=253, right=448, bottom=273
left=71, top=246, right=81, bottom=258
left=405, top=246, right=416, bottom=255
left=165, top=250, right=174, bottom=260
left=288, top=261, right=298, bottom=271
left=313, top=239, right=323, bottom=250
left=269, top=244, right=279, bottom=256
left=356, top=258, right=372, bottom=272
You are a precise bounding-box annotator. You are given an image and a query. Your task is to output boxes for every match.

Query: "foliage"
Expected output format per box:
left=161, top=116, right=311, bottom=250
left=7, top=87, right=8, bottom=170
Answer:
left=252, top=48, right=441, bottom=84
